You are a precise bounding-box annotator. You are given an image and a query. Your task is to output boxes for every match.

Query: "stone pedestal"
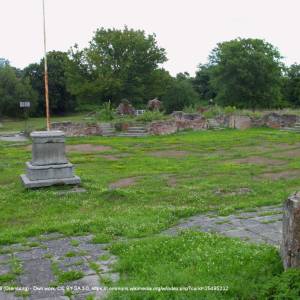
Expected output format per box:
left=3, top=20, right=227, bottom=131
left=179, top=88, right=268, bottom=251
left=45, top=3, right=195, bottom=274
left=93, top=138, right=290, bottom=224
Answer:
left=21, top=131, right=81, bottom=188
left=281, top=192, right=300, bottom=269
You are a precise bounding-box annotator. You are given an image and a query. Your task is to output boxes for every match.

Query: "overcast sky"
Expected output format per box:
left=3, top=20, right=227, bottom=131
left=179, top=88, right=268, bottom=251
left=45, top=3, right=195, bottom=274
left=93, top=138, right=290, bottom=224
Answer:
left=0, top=0, right=299, bottom=75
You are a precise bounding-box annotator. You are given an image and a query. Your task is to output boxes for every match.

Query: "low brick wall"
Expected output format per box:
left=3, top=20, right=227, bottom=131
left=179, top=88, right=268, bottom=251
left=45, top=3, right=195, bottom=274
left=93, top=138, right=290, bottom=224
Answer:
left=51, top=122, right=102, bottom=137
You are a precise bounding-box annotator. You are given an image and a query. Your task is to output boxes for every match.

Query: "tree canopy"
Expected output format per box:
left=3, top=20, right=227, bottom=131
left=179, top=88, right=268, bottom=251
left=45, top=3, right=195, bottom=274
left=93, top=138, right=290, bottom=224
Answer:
left=66, top=27, right=168, bottom=107
left=208, top=38, right=284, bottom=110
left=283, top=64, right=300, bottom=107
left=23, top=51, right=76, bottom=116
left=0, top=62, right=37, bottom=117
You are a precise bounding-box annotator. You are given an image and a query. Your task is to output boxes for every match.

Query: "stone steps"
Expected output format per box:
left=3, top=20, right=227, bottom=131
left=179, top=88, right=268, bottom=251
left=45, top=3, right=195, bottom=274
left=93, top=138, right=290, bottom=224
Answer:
left=117, top=124, right=148, bottom=137
left=281, top=123, right=300, bottom=133
left=207, top=119, right=224, bottom=130
left=100, top=123, right=116, bottom=136
left=117, top=132, right=148, bottom=137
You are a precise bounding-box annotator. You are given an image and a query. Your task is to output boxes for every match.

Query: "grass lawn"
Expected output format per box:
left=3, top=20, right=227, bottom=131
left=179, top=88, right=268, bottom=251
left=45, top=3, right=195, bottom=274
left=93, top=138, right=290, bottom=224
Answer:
left=1, top=128, right=300, bottom=298
left=0, top=113, right=89, bottom=133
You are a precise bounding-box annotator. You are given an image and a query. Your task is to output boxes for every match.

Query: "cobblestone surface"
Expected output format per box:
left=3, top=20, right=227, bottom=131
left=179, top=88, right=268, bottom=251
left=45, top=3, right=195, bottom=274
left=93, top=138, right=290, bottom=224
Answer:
left=163, top=205, right=283, bottom=246
left=0, top=234, right=118, bottom=300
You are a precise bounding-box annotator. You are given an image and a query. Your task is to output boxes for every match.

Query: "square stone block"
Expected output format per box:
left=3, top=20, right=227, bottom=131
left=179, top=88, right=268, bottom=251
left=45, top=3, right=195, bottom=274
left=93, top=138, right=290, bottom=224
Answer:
left=20, top=174, right=81, bottom=188
left=26, top=162, right=75, bottom=181
left=31, top=131, right=68, bottom=166
left=21, top=130, right=81, bottom=188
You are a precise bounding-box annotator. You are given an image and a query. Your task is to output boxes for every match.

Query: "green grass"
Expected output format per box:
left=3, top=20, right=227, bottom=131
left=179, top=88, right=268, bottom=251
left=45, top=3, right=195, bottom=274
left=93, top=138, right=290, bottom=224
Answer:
left=108, top=231, right=282, bottom=299
left=57, top=270, right=84, bottom=284
left=0, top=113, right=89, bottom=133
left=1, top=128, right=300, bottom=298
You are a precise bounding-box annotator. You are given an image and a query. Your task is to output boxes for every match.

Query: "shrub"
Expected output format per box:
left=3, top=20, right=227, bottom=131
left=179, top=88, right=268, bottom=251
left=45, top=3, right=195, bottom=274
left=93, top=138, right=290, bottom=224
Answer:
left=135, top=111, right=165, bottom=122
left=261, top=268, right=300, bottom=299
left=97, top=101, right=114, bottom=121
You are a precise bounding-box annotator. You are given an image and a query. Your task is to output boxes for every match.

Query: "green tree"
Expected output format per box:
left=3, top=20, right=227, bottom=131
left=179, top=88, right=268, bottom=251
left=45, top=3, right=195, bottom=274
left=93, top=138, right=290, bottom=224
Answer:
left=193, top=64, right=216, bottom=101
left=283, top=64, right=300, bottom=107
left=209, top=38, right=283, bottom=110
left=162, top=75, right=199, bottom=113
left=23, top=51, right=76, bottom=116
left=66, top=27, right=168, bottom=107
left=0, top=62, right=37, bottom=117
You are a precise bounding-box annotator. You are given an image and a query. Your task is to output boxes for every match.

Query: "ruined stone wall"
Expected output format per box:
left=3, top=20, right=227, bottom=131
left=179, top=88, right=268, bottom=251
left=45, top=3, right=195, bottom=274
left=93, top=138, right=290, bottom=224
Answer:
left=51, top=122, right=102, bottom=137
left=49, top=112, right=300, bottom=137
left=148, top=113, right=207, bottom=135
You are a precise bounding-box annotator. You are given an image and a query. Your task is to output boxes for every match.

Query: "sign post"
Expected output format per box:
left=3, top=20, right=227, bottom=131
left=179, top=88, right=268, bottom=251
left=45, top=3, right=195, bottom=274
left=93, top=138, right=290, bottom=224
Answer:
left=20, top=101, right=31, bottom=134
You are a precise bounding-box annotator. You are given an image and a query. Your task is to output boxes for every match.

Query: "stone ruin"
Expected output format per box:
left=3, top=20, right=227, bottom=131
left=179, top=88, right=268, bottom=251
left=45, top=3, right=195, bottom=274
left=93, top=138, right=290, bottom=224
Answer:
left=116, top=99, right=136, bottom=116
left=147, top=98, right=162, bottom=111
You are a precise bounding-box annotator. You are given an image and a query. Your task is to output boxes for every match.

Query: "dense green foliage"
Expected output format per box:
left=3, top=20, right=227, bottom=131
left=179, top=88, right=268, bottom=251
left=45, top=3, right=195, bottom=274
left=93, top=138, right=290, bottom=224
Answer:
left=162, top=74, right=199, bottom=113
left=193, top=64, right=216, bottom=101
left=0, top=62, right=37, bottom=117
left=23, top=51, right=76, bottom=116
left=283, top=64, right=300, bottom=107
left=208, top=38, right=283, bottom=110
left=66, top=27, right=169, bottom=107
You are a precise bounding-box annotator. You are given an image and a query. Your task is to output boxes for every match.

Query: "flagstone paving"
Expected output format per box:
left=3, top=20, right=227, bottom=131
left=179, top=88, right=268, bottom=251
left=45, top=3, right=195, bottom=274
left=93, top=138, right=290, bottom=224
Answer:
left=0, top=205, right=284, bottom=299
left=0, top=234, right=118, bottom=300
left=162, top=205, right=283, bottom=246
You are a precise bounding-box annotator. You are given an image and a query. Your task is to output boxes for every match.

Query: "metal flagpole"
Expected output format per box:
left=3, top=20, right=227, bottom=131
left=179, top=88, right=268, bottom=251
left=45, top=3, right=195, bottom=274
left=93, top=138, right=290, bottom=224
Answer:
left=42, top=0, right=51, bottom=131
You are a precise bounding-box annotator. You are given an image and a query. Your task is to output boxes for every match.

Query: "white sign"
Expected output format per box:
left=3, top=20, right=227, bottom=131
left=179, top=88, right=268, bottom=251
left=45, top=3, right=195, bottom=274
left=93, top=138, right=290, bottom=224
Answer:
left=20, top=101, right=31, bottom=108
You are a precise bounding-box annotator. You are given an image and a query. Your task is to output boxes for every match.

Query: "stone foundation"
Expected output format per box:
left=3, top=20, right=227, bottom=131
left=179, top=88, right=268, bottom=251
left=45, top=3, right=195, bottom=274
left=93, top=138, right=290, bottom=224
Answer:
left=51, top=122, right=102, bottom=137
left=42, top=112, right=300, bottom=137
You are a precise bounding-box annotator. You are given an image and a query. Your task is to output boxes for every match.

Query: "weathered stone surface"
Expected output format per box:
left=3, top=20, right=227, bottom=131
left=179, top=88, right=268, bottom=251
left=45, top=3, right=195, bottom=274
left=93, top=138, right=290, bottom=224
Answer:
left=51, top=122, right=102, bottom=137
left=21, top=131, right=81, bottom=188
left=0, top=263, right=11, bottom=275
left=149, top=120, right=178, bottom=135
left=0, top=254, right=11, bottom=262
left=31, top=131, right=67, bottom=166
left=229, top=115, right=252, bottom=130
left=20, top=174, right=81, bottom=188
left=26, top=162, right=75, bottom=181
left=116, top=99, right=136, bottom=116
left=281, top=192, right=300, bottom=269
left=0, top=234, right=118, bottom=300
left=162, top=205, right=282, bottom=245
left=149, top=117, right=207, bottom=136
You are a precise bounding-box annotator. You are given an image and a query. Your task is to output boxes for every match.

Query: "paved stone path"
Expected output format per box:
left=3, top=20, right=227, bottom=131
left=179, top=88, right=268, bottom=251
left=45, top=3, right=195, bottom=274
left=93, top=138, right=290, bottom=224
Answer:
left=0, top=134, right=28, bottom=142
left=0, top=234, right=118, bottom=300
left=0, top=205, right=284, bottom=299
left=163, top=205, right=283, bottom=246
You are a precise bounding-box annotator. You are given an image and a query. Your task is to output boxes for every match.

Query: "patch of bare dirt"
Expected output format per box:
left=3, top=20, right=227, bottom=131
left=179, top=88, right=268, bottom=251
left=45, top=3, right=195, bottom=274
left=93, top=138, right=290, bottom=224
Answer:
left=272, top=149, right=300, bottom=158
left=259, top=170, right=300, bottom=180
left=109, top=177, right=139, bottom=189
left=215, top=187, right=252, bottom=196
left=66, top=144, right=112, bottom=152
left=149, top=150, right=190, bottom=158
left=98, top=155, right=119, bottom=161
left=233, top=156, right=285, bottom=166
left=167, top=177, right=177, bottom=187
left=235, top=145, right=274, bottom=153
